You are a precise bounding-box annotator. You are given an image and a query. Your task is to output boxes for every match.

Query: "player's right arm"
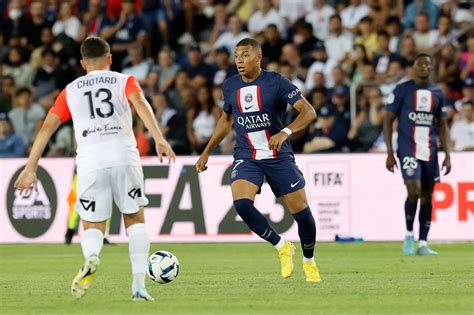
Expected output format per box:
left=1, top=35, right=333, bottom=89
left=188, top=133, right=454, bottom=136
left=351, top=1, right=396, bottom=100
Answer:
left=195, top=112, right=234, bottom=173
left=383, top=86, right=402, bottom=173
left=15, top=89, right=70, bottom=194
left=128, top=89, right=176, bottom=163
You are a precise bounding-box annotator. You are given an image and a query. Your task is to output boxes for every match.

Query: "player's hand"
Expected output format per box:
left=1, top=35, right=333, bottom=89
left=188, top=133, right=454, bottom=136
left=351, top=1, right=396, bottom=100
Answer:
left=155, top=139, right=176, bottom=164
left=195, top=152, right=209, bottom=173
left=442, top=156, right=451, bottom=175
left=14, top=169, right=38, bottom=196
left=268, top=131, right=288, bottom=151
left=386, top=154, right=398, bottom=173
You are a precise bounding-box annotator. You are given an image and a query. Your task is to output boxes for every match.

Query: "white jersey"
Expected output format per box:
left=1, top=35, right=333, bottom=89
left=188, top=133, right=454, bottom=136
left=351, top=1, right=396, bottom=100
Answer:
left=50, top=70, right=142, bottom=173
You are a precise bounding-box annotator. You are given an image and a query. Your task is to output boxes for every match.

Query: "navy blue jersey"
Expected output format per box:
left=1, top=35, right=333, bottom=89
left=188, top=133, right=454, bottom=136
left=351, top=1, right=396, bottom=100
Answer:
left=222, top=70, right=302, bottom=160
left=386, top=80, right=446, bottom=161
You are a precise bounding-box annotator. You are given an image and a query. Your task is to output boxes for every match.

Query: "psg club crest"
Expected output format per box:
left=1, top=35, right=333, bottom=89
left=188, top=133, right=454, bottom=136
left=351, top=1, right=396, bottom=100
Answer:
left=421, top=96, right=428, bottom=104
left=245, top=93, right=253, bottom=103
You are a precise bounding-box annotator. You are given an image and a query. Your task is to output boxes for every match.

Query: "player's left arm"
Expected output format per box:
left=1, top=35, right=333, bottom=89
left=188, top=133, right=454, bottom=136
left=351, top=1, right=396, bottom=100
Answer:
left=269, top=79, right=317, bottom=151
left=437, top=90, right=451, bottom=175
left=438, top=116, right=451, bottom=175
left=14, top=113, right=62, bottom=195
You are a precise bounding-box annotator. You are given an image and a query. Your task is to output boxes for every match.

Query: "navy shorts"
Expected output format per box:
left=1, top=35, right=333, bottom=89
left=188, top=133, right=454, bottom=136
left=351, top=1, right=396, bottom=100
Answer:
left=399, top=155, right=440, bottom=183
left=230, top=156, right=306, bottom=197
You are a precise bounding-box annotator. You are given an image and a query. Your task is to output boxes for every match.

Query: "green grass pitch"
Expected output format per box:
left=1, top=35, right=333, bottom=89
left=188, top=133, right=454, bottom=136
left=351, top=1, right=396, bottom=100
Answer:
left=1, top=243, right=473, bottom=315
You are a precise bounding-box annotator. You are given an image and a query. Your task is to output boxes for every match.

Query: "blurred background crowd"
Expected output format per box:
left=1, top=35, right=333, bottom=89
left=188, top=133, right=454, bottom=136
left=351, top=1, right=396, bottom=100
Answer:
left=0, top=0, right=473, bottom=158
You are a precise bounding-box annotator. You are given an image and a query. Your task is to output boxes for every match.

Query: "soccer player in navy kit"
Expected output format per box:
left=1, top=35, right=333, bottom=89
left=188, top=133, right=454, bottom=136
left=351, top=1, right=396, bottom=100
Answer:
left=384, top=53, right=451, bottom=256
left=195, top=38, right=321, bottom=282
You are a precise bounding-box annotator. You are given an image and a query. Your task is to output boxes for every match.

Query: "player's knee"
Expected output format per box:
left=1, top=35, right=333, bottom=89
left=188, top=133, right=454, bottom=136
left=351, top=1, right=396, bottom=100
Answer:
left=407, top=187, right=421, bottom=201
left=233, top=199, right=254, bottom=217
left=420, top=195, right=431, bottom=204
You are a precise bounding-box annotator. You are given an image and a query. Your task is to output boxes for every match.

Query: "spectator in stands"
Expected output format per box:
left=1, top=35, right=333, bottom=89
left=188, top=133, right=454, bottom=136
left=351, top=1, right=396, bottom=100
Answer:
left=0, top=76, right=16, bottom=114
left=168, top=69, right=191, bottom=110
left=29, top=28, right=56, bottom=70
left=79, top=0, right=106, bottom=41
left=52, top=1, right=81, bottom=42
left=404, top=0, right=439, bottom=30
left=32, top=49, right=60, bottom=109
left=328, top=66, right=350, bottom=96
left=0, top=113, right=26, bottom=158
left=355, top=16, right=378, bottom=60
left=325, top=14, right=353, bottom=64
left=8, top=88, right=45, bottom=146
left=348, top=87, right=385, bottom=152
left=1, top=0, right=29, bottom=44
left=184, top=45, right=214, bottom=89
left=305, top=0, right=336, bottom=40
left=450, top=100, right=474, bottom=152
left=305, top=42, right=336, bottom=92
left=24, top=1, right=53, bottom=48
left=310, top=87, right=329, bottom=113
left=122, top=46, right=151, bottom=85
left=400, top=36, right=417, bottom=65
left=280, top=43, right=301, bottom=69
left=212, top=47, right=238, bottom=87
left=3, top=47, right=34, bottom=88
left=152, top=93, right=190, bottom=155
left=101, top=0, right=147, bottom=71
left=278, top=0, right=312, bottom=27
left=150, top=48, right=180, bottom=95
left=296, top=20, right=323, bottom=59
left=411, top=13, right=437, bottom=52
left=247, top=0, right=285, bottom=37
left=435, top=43, right=460, bottom=84
left=344, top=44, right=370, bottom=84
left=460, top=33, right=474, bottom=81
left=369, top=0, right=403, bottom=31
left=303, top=104, right=348, bottom=153
left=332, top=85, right=351, bottom=131
left=261, top=24, right=287, bottom=65
left=186, top=86, right=222, bottom=154
left=433, top=14, right=459, bottom=47
left=213, top=15, right=250, bottom=55
left=373, top=30, right=401, bottom=80
left=46, top=121, right=74, bottom=157
left=455, top=78, right=474, bottom=112
left=385, top=15, right=402, bottom=53
left=340, top=0, right=370, bottom=32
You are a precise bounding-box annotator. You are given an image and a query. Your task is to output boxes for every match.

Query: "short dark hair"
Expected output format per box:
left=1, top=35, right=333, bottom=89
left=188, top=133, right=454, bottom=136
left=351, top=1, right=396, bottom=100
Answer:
left=16, top=87, right=32, bottom=97
left=80, top=36, right=110, bottom=60
left=415, top=53, right=433, bottom=63
left=360, top=16, right=373, bottom=24
left=236, top=38, right=262, bottom=52
left=377, top=30, right=390, bottom=39
left=385, top=15, right=400, bottom=26
left=329, top=14, right=341, bottom=23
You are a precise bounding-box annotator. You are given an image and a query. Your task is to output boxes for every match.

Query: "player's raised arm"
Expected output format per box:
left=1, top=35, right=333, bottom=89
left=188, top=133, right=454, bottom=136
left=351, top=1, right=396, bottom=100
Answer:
left=269, top=97, right=317, bottom=151
left=195, top=111, right=234, bottom=173
left=14, top=113, right=62, bottom=194
left=128, top=89, right=176, bottom=163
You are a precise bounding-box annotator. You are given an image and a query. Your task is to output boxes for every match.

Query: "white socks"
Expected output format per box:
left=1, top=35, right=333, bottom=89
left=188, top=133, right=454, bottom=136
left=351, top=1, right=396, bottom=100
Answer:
left=419, top=240, right=428, bottom=248
left=303, top=257, right=315, bottom=263
left=81, top=228, right=104, bottom=259
left=274, top=238, right=285, bottom=250
left=127, top=223, right=150, bottom=290
left=406, top=231, right=414, bottom=237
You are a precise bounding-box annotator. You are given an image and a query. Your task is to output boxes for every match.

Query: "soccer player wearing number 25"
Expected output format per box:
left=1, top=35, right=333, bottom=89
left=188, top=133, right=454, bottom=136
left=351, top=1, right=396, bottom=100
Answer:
left=195, top=38, right=321, bottom=282
left=384, top=53, right=451, bottom=256
left=14, top=36, right=176, bottom=301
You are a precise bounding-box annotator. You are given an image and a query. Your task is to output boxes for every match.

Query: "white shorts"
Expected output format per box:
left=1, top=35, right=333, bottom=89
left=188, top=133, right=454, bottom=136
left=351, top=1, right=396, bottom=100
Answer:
left=75, top=165, right=149, bottom=222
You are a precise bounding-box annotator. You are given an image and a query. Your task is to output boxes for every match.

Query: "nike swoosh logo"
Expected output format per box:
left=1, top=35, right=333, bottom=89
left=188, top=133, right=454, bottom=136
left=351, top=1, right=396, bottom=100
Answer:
left=290, top=180, right=301, bottom=188
left=244, top=106, right=252, bottom=110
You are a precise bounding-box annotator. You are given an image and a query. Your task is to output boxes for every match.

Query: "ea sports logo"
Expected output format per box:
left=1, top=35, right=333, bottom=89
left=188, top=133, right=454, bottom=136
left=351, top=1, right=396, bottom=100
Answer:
left=245, top=93, right=253, bottom=103
left=6, top=166, right=57, bottom=238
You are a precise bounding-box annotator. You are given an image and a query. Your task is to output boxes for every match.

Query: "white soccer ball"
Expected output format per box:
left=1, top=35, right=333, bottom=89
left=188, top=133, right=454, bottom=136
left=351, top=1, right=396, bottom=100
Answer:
left=147, top=250, right=180, bottom=284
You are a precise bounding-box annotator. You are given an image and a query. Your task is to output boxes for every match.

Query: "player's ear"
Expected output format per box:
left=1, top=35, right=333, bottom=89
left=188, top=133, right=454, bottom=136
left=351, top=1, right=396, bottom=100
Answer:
left=107, top=54, right=112, bottom=66
left=80, top=59, right=87, bottom=72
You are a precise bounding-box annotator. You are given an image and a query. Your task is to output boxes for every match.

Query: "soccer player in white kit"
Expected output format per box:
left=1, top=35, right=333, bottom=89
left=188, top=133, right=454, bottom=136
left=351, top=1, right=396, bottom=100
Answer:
left=14, top=36, right=176, bottom=301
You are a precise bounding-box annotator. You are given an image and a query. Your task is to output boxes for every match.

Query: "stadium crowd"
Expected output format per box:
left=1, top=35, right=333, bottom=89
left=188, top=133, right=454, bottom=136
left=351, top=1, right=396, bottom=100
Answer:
left=0, top=0, right=473, bottom=158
